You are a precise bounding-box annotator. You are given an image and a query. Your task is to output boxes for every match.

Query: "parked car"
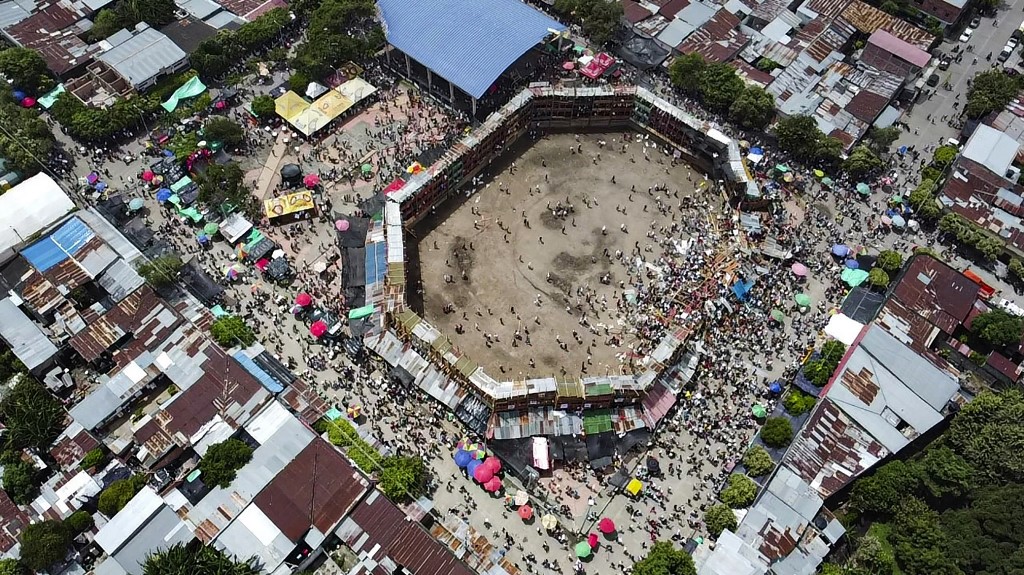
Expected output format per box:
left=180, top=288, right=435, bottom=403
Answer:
left=939, top=57, right=952, bottom=70
left=927, top=74, right=940, bottom=87
left=960, top=28, right=973, bottom=42
left=970, top=16, right=981, bottom=28
left=999, top=47, right=1013, bottom=62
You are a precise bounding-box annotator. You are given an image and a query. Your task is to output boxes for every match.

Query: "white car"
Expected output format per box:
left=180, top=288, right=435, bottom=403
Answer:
left=1008, top=37, right=1020, bottom=49
left=959, top=28, right=973, bottom=42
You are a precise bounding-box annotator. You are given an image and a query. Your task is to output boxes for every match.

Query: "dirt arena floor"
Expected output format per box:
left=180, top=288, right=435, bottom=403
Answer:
left=410, top=132, right=706, bottom=379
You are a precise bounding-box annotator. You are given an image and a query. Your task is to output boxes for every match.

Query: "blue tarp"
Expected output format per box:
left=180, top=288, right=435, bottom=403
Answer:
left=377, top=0, right=565, bottom=99
left=731, top=279, right=754, bottom=302
left=365, top=241, right=387, bottom=285
left=232, top=351, right=284, bottom=393
left=22, top=217, right=95, bottom=272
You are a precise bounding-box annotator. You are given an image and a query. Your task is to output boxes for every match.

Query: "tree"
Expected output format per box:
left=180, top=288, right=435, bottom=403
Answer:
left=288, top=71, right=310, bottom=93
left=251, top=95, right=276, bottom=119
left=668, top=53, right=705, bottom=96
left=760, top=417, right=793, bottom=448
left=698, top=63, right=744, bottom=113
left=1011, top=258, right=1024, bottom=282
left=704, top=504, right=737, bottom=537
left=868, top=268, right=890, bottom=289
left=137, top=254, right=184, bottom=288
left=918, top=447, right=974, bottom=501
left=742, top=446, right=774, bottom=477
left=378, top=456, right=426, bottom=500
left=941, top=484, right=1024, bottom=575
left=204, top=117, right=245, bottom=147
left=195, top=163, right=253, bottom=212
left=65, top=511, right=94, bottom=534
left=0, top=345, right=25, bottom=383
left=97, top=475, right=147, bottom=516
left=0, top=558, right=25, bottom=575
left=773, top=115, right=822, bottom=159
left=866, top=126, right=901, bottom=152
left=719, top=474, right=757, bottom=508
left=783, top=389, right=816, bottom=416
left=932, top=145, right=957, bottom=168
left=631, top=541, right=697, bottom=575
left=0, top=48, right=54, bottom=94
left=81, top=447, right=107, bottom=470
left=851, top=535, right=896, bottom=575
left=552, top=0, right=622, bottom=45
left=843, top=145, right=883, bottom=178
left=947, top=390, right=1024, bottom=482
left=142, top=542, right=259, bottom=575
left=0, top=87, right=55, bottom=176
left=0, top=377, right=64, bottom=452
left=729, top=87, right=775, bottom=130
left=966, top=70, right=1023, bottom=119
left=210, top=316, right=256, bottom=348
left=849, top=460, right=920, bottom=515
left=89, top=9, right=126, bottom=40
left=876, top=250, right=903, bottom=273
left=889, top=498, right=959, bottom=575
left=972, top=309, right=1023, bottom=347
left=1, top=461, right=38, bottom=504
left=198, top=438, right=254, bottom=488
left=19, top=520, right=70, bottom=571
left=908, top=179, right=941, bottom=220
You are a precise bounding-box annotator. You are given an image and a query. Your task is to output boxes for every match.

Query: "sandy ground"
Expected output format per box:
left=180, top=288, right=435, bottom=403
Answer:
left=412, top=132, right=704, bottom=379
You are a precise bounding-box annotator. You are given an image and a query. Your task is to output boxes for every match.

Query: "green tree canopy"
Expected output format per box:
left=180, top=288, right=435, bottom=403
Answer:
left=850, top=535, right=896, bottom=575
left=209, top=316, right=256, bottom=348
left=0, top=48, right=54, bottom=94
left=198, top=438, right=254, bottom=488
left=0, top=377, right=64, bottom=452
left=843, top=145, right=883, bottom=179
left=704, top=504, right=737, bottom=537
left=631, top=541, right=697, bottom=575
left=698, top=62, right=745, bottom=113
left=0, top=345, right=25, bottom=385
left=19, top=520, right=70, bottom=571
left=760, top=417, right=793, bottom=448
left=972, top=309, right=1023, bottom=347
left=65, top=511, right=94, bottom=534
left=889, top=498, right=959, bottom=575
left=0, top=558, right=25, bottom=575
left=137, top=254, right=184, bottom=288
left=783, top=389, right=817, bottom=416
left=251, top=95, right=276, bottom=119
left=868, top=268, right=890, bottom=289
left=966, top=70, right=1023, bottom=120
left=1, top=461, right=39, bottom=505
left=195, top=163, right=253, bottom=214
left=142, top=542, right=259, bottom=575
left=849, top=460, right=920, bottom=516
left=908, top=179, right=941, bottom=220
left=98, top=475, right=147, bottom=516
left=866, top=126, right=901, bottom=151
left=81, top=447, right=108, bottom=470
left=773, top=115, right=841, bottom=166
left=742, top=446, right=774, bottom=477
left=668, top=53, right=705, bottom=96
left=204, top=117, right=245, bottom=147
left=932, top=145, right=958, bottom=168
left=941, top=484, right=1024, bottom=575
left=876, top=250, right=903, bottom=273
left=947, top=390, right=1024, bottom=483
left=552, top=0, right=623, bottom=45
left=720, top=474, right=757, bottom=508
left=729, top=86, right=775, bottom=130
left=918, top=447, right=974, bottom=501
left=378, top=455, right=427, bottom=500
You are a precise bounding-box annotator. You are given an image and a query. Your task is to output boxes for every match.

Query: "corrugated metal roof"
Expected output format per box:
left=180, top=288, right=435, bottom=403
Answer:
left=962, top=124, right=1020, bottom=178
left=0, top=297, right=58, bottom=370
left=377, top=0, right=564, bottom=99
left=96, top=24, right=186, bottom=88
left=0, top=173, right=75, bottom=264
left=867, top=29, right=930, bottom=67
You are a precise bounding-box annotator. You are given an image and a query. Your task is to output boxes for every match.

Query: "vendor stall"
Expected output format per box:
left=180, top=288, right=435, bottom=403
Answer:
left=264, top=190, right=316, bottom=222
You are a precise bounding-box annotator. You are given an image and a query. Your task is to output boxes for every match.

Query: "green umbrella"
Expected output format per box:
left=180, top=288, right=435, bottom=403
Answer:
left=573, top=45, right=586, bottom=54
left=752, top=404, right=767, bottom=418
left=795, top=293, right=811, bottom=307
left=775, top=164, right=790, bottom=173
left=771, top=309, right=785, bottom=322
left=203, top=222, right=219, bottom=235
left=856, top=182, right=870, bottom=194
left=128, top=197, right=145, bottom=211
left=890, top=194, right=903, bottom=204
left=574, top=542, right=592, bottom=558
left=361, top=163, right=373, bottom=174
left=821, top=177, right=834, bottom=188
left=841, top=268, right=870, bottom=287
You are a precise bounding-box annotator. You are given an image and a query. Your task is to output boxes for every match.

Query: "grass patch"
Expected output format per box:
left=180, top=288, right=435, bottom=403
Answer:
left=866, top=522, right=903, bottom=575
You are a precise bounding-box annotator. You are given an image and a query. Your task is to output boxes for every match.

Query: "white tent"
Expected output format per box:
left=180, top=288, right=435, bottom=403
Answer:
left=305, top=82, right=328, bottom=100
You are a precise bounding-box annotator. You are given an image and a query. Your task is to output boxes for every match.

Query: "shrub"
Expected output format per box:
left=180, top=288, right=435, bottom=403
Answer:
left=742, top=446, right=775, bottom=477
left=720, top=474, right=758, bottom=508
left=97, top=475, right=147, bottom=516
left=761, top=417, right=794, bottom=448
left=19, top=520, right=70, bottom=570
left=80, top=447, right=107, bottom=470
left=1, top=461, right=38, bottom=504
left=704, top=504, right=738, bottom=537
left=65, top=511, right=93, bottom=534
left=198, top=438, right=254, bottom=488
left=783, top=390, right=817, bottom=416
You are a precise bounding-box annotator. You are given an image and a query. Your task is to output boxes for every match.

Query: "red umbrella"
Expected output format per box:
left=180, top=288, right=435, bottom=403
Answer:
left=587, top=533, right=599, bottom=549
left=20, top=97, right=35, bottom=108
left=598, top=518, right=615, bottom=534
left=518, top=505, right=534, bottom=520
left=310, top=320, right=328, bottom=338
left=142, top=170, right=155, bottom=182
left=484, top=476, right=502, bottom=492
left=473, top=463, right=494, bottom=483
left=304, top=173, right=320, bottom=188
left=295, top=293, right=312, bottom=307
left=485, top=457, right=502, bottom=474
left=254, top=258, right=270, bottom=271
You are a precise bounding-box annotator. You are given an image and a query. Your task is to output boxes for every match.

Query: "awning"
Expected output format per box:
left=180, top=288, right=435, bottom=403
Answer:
left=532, top=437, right=550, bottom=470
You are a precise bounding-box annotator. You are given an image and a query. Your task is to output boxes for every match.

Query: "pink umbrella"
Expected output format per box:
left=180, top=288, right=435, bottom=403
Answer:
left=484, top=476, right=502, bottom=492
left=598, top=518, right=615, bottom=534
left=335, top=219, right=350, bottom=232
left=473, top=463, right=494, bottom=483
left=587, top=533, right=599, bottom=549
left=142, top=170, right=155, bottom=182
left=790, top=262, right=808, bottom=277
left=485, top=457, right=502, bottom=474
left=304, top=173, right=320, bottom=188
left=215, top=100, right=227, bottom=109
left=295, top=293, right=312, bottom=307
left=254, top=258, right=270, bottom=271
left=880, top=215, right=892, bottom=226
left=310, top=320, right=328, bottom=338
left=518, top=505, right=534, bottom=520
left=562, top=61, right=575, bottom=70
left=20, top=97, right=35, bottom=108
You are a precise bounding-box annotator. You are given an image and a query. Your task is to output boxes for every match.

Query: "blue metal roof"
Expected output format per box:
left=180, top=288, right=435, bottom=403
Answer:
left=232, top=351, right=285, bottom=393
left=366, top=241, right=387, bottom=285
left=378, top=0, right=565, bottom=99
left=21, top=217, right=94, bottom=272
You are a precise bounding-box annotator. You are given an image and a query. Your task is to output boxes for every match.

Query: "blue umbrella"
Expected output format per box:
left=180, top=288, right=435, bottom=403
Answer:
left=831, top=244, right=849, bottom=257
left=845, top=259, right=859, bottom=269
left=95, top=182, right=108, bottom=191
left=769, top=381, right=783, bottom=394
left=898, top=145, right=908, bottom=155
left=467, top=458, right=483, bottom=478
left=454, top=449, right=472, bottom=468
left=156, top=188, right=172, bottom=202
left=12, top=90, right=25, bottom=101
left=750, top=146, right=764, bottom=155
left=163, top=149, right=175, bottom=157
